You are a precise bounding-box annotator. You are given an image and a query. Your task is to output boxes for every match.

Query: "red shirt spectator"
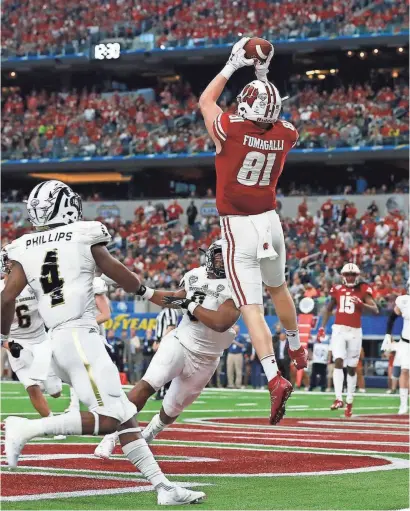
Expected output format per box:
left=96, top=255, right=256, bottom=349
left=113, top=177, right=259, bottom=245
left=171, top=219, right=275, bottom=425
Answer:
left=167, top=200, right=184, bottom=221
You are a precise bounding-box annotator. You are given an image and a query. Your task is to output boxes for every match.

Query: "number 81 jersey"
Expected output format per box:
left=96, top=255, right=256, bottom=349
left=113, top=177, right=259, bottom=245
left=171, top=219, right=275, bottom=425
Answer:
left=213, top=112, right=298, bottom=216
left=0, top=280, right=45, bottom=343
left=6, top=221, right=111, bottom=330
left=330, top=282, right=374, bottom=328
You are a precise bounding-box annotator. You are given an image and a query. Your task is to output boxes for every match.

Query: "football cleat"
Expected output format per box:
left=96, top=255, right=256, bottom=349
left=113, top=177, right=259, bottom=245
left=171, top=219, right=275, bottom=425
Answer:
left=267, top=372, right=293, bottom=425
left=94, top=432, right=118, bottom=460
left=345, top=403, right=353, bottom=418
left=4, top=416, right=36, bottom=467
left=157, top=486, right=206, bottom=506
left=288, top=346, right=308, bottom=370
left=330, top=399, right=344, bottom=410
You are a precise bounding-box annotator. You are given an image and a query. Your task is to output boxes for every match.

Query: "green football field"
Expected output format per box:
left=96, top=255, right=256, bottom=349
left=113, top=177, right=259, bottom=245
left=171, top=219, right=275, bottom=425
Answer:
left=1, top=381, right=409, bottom=510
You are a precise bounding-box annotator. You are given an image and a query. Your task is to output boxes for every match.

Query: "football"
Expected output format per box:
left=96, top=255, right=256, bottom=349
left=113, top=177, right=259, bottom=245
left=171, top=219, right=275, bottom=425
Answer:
left=244, top=37, right=273, bottom=62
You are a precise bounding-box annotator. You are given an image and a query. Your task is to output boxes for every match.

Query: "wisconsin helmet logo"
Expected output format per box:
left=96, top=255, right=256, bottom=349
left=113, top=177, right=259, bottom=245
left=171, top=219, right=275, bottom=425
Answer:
left=259, top=93, right=268, bottom=102
left=216, top=284, right=225, bottom=293
left=189, top=275, right=198, bottom=285
left=241, top=85, right=259, bottom=107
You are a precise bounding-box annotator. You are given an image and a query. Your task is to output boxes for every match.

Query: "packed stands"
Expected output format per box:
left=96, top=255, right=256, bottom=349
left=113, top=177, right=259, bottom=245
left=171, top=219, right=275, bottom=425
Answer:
left=2, top=0, right=408, bottom=57
left=2, top=82, right=408, bottom=161
left=2, top=196, right=407, bottom=312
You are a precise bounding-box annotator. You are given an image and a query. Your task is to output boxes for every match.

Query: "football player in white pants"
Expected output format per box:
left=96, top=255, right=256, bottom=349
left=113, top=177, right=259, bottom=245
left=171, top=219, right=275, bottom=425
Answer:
left=95, top=241, right=240, bottom=459
left=382, top=283, right=410, bottom=415
left=66, top=274, right=112, bottom=413
left=1, top=180, right=205, bottom=506
left=0, top=248, right=64, bottom=441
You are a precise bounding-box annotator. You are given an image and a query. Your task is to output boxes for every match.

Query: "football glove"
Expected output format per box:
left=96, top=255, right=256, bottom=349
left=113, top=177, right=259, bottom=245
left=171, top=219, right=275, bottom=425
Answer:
left=255, top=45, right=274, bottom=83
left=221, top=37, right=255, bottom=79
left=162, top=296, right=191, bottom=310
left=381, top=334, right=393, bottom=352
left=317, top=327, right=325, bottom=342
left=9, top=341, right=24, bottom=359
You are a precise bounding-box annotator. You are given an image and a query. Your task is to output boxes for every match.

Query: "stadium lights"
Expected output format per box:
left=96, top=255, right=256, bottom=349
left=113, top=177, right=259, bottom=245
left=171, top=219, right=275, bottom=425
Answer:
left=373, top=49, right=379, bottom=54
left=160, top=44, right=166, bottom=50
left=306, top=70, right=315, bottom=75
left=330, top=69, right=337, bottom=74
left=359, top=51, right=366, bottom=59
left=9, top=71, right=17, bottom=78
left=347, top=51, right=354, bottom=57
left=397, top=47, right=404, bottom=53
left=238, top=32, right=243, bottom=36
left=318, top=74, right=326, bottom=80
left=392, top=70, right=399, bottom=78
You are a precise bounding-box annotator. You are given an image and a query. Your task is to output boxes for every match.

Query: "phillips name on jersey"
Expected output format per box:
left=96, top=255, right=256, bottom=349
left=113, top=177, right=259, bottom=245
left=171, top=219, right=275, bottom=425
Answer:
left=177, top=266, right=236, bottom=357
left=6, top=221, right=111, bottom=330
left=330, top=282, right=373, bottom=329
left=213, top=112, right=298, bottom=216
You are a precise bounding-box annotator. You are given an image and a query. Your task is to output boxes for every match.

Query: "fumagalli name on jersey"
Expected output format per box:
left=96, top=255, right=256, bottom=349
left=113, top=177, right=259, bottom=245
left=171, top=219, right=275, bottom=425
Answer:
left=243, top=136, right=284, bottom=151
left=25, top=231, right=72, bottom=248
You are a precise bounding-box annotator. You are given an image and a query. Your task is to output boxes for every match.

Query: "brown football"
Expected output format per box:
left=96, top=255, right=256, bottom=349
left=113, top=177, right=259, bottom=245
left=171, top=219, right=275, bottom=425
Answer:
left=244, top=37, right=273, bottom=62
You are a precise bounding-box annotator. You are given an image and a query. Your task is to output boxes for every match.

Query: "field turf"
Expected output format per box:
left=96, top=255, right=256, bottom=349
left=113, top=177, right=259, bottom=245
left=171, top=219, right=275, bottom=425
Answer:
left=1, top=381, right=409, bottom=510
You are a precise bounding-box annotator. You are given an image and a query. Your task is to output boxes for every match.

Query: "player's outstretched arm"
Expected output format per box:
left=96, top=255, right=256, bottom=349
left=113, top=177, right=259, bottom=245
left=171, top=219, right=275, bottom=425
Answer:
left=1, top=262, right=27, bottom=337
left=91, top=244, right=141, bottom=293
left=199, top=37, right=253, bottom=149
left=139, top=287, right=187, bottom=308
left=318, top=297, right=336, bottom=338
left=353, top=294, right=379, bottom=315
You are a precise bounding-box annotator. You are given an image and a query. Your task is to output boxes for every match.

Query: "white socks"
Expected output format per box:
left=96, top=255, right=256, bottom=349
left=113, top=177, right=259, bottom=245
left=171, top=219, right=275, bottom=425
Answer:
left=285, top=329, right=301, bottom=351
left=68, top=387, right=80, bottom=411
left=260, top=355, right=278, bottom=381
left=122, top=438, right=174, bottom=490
left=142, top=414, right=167, bottom=443
left=346, top=373, right=357, bottom=404
left=333, top=368, right=344, bottom=401
left=399, top=388, right=409, bottom=409
left=31, top=411, right=82, bottom=438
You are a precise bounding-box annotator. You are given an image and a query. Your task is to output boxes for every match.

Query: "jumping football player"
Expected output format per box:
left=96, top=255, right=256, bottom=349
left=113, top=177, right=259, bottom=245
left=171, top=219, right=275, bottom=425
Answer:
left=95, top=240, right=240, bottom=459
left=382, top=281, right=410, bottom=415
left=199, top=37, right=307, bottom=424
left=1, top=180, right=205, bottom=505
left=318, top=263, right=378, bottom=417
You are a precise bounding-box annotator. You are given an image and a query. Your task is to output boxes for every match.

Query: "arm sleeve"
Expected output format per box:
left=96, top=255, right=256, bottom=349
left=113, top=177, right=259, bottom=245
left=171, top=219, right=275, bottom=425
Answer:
left=386, top=311, right=399, bottom=335
left=212, top=112, right=229, bottom=144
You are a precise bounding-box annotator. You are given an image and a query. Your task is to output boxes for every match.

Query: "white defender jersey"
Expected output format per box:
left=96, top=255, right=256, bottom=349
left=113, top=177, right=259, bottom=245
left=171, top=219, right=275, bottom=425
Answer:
left=312, top=342, right=329, bottom=364
left=396, top=294, right=410, bottom=340
left=177, top=266, right=236, bottom=357
left=0, top=280, right=45, bottom=343
left=93, top=276, right=109, bottom=337
left=6, top=221, right=111, bottom=330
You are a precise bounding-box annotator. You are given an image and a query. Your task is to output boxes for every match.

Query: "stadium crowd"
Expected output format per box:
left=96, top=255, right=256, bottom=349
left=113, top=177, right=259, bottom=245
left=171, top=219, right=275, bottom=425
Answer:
left=2, top=81, right=408, bottom=160
left=2, top=0, right=407, bottom=57
left=2, top=195, right=408, bottom=314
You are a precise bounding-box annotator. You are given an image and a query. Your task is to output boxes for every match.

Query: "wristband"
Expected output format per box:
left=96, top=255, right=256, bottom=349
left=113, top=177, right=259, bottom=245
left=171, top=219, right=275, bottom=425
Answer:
left=220, top=64, right=235, bottom=80
left=136, top=285, right=155, bottom=300
left=187, top=302, right=199, bottom=315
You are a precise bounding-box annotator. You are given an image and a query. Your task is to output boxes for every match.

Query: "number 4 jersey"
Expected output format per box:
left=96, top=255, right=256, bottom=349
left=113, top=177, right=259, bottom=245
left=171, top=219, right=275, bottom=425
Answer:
left=213, top=112, right=298, bottom=216
left=177, top=266, right=236, bottom=357
left=6, top=221, right=111, bottom=330
left=330, top=282, right=374, bottom=328
left=0, top=280, right=45, bottom=343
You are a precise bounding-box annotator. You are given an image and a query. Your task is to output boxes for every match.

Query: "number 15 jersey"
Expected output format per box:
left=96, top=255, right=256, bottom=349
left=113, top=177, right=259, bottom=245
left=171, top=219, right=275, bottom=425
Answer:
left=7, top=221, right=111, bottom=330
left=330, top=282, right=373, bottom=329
left=213, top=113, right=298, bottom=216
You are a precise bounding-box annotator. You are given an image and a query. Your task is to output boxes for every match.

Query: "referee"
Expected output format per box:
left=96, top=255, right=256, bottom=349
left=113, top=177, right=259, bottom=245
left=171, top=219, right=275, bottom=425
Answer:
left=154, top=307, right=179, bottom=400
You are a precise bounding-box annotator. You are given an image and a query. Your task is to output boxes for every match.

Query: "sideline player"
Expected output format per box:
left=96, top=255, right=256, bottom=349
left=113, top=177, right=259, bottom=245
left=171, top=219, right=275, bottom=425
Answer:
left=65, top=274, right=112, bottom=413
left=199, top=37, right=307, bottom=424
left=94, top=241, right=240, bottom=459
left=1, top=180, right=205, bottom=505
left=318, top=263, right=378, bottom=417
left=381, top=283, right=409, bottom=414
left=0, top=248, right=63, bottom=420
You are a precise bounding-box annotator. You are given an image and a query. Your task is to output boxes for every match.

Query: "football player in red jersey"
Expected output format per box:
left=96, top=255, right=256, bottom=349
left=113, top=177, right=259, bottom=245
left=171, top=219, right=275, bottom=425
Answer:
left=199, top=38, right=307, bottom=425
left=318, top=263, right=378, bottom=417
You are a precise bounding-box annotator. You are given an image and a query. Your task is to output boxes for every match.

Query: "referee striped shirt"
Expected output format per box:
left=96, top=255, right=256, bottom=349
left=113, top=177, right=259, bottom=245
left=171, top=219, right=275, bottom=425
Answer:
left=155, top=308, right=179, bottom=341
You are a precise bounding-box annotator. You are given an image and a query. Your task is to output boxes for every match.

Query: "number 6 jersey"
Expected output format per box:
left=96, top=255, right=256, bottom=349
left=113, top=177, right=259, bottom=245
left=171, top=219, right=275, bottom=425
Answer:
left=213, top=112, right=298, bottom=216
left=0, top=280, right=45, bottom=343
left=6, top=221, right=111, bottom=330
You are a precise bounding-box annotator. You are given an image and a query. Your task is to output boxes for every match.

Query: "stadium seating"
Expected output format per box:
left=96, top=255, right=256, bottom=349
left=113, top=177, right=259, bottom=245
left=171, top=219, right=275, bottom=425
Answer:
left=2, top=82, right=408, bottom=161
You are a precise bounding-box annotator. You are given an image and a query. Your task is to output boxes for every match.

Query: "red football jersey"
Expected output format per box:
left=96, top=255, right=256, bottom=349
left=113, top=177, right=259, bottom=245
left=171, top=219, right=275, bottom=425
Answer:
left=330, top=282, right=374, bottom=328
left=213, top=112, right=298, bottom=216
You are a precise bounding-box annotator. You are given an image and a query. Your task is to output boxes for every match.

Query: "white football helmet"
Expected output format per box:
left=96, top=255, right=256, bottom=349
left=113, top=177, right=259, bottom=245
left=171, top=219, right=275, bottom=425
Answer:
left=341, top=263, right=360, bottom=287
left=237, top=79, right=282, bottom=123
left=26, top=180, right=82, bottom=228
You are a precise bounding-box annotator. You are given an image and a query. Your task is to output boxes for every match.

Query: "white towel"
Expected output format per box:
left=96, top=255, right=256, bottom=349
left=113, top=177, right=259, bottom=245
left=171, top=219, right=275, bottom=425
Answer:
left=249, top=213, right=278, bottom=262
